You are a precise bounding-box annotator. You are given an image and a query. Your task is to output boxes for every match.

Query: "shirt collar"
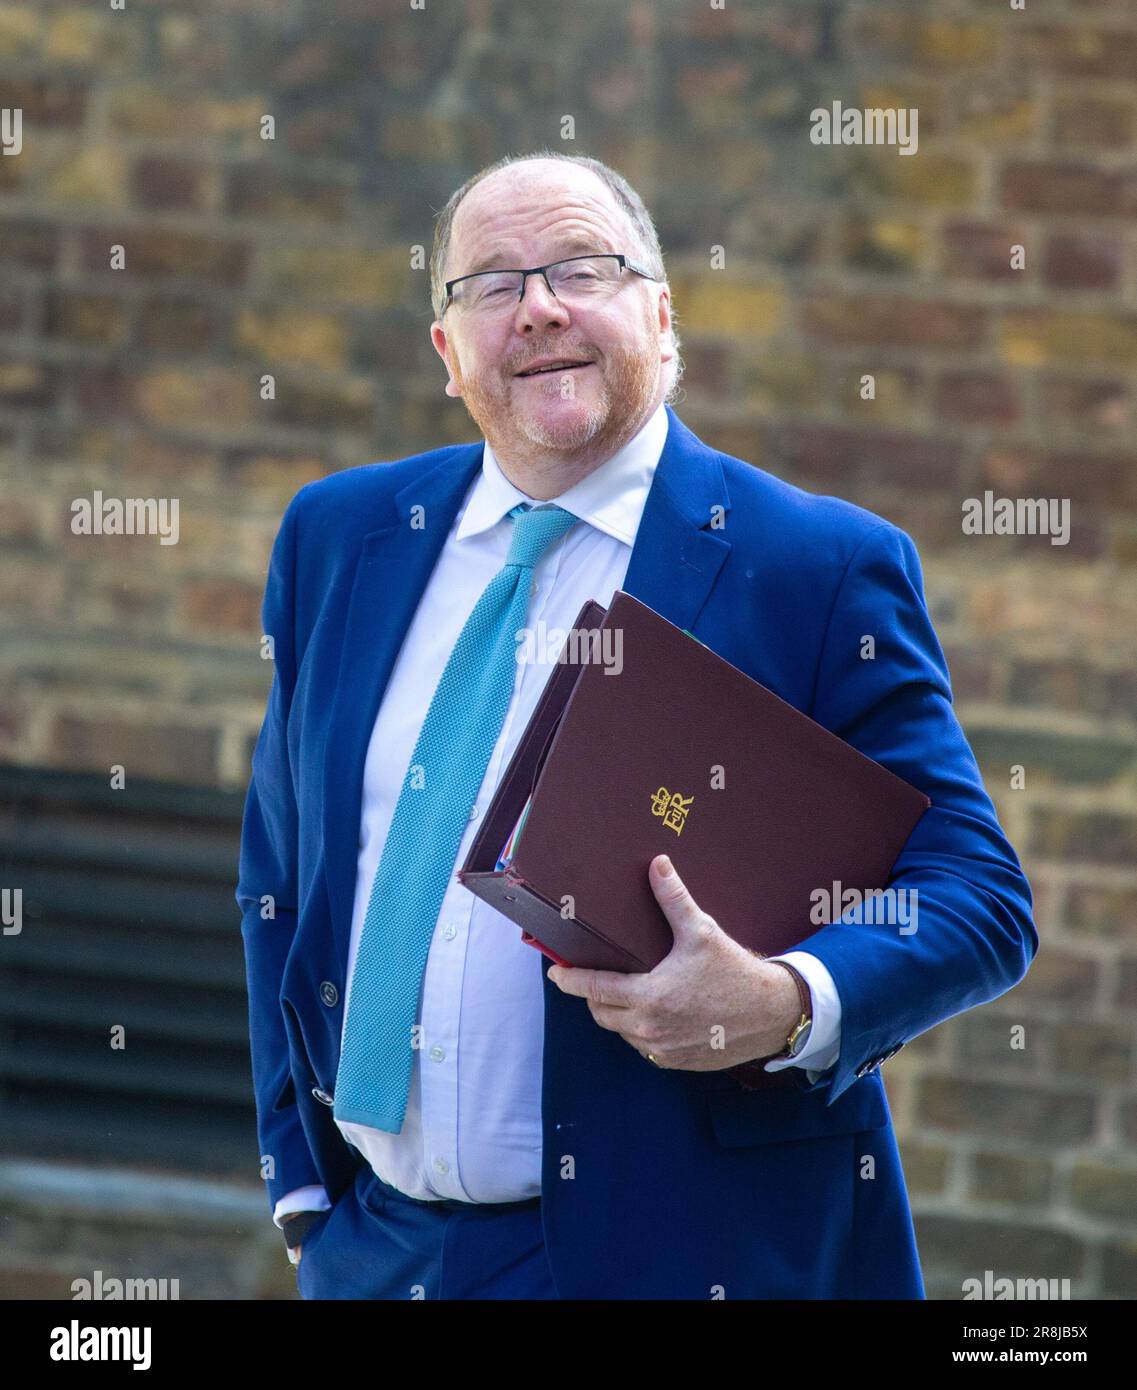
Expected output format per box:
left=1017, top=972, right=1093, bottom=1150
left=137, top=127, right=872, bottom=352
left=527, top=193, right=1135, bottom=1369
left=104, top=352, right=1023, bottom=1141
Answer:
left=455, top=401, right=670, bottom=547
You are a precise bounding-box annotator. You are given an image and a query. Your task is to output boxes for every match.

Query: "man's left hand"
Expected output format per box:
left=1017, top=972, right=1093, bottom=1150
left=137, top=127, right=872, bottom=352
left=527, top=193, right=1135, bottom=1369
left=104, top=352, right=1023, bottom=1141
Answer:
left=546, top=854, right=802, bottom=1072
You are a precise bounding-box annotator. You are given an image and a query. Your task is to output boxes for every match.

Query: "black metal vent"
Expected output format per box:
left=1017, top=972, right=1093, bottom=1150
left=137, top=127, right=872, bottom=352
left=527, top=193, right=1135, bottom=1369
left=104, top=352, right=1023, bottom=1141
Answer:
left=0, top=765, right=259, bottom=1177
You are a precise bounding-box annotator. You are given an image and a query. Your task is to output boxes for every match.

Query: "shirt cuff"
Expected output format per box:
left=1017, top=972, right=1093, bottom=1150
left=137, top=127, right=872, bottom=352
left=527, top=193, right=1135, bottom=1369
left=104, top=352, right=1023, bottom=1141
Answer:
left=273, top=1185, right=333, bottom=1230
left=762, top=951, right=842, bottom=1080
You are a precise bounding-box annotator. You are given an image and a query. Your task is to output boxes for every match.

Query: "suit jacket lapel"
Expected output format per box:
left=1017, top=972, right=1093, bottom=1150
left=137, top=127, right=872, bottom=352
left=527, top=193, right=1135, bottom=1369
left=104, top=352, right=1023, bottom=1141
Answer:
left=323, top=443, right=484, bottom=976
left=621, top=404, right=732, bottom=632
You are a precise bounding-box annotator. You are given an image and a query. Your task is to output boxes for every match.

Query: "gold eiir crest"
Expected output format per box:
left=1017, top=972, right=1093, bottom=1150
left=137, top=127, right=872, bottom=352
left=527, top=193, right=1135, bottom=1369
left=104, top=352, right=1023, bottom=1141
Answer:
left=650, top=787, right=694, bottom=836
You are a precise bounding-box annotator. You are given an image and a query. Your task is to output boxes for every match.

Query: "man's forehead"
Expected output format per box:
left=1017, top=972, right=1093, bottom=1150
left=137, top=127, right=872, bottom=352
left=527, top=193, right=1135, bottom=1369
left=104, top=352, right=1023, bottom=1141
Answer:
left=451, top=164, right=628, bottom=263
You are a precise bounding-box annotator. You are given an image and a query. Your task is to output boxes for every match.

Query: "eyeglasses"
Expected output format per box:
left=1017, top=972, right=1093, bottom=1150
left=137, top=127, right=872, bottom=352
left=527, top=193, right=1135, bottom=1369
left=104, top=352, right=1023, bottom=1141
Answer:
left=442, top=253, right=659, bottom=317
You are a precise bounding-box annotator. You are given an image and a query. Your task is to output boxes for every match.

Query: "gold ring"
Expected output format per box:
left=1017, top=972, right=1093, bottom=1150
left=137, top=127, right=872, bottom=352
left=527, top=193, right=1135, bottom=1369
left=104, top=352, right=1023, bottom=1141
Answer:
left=646, top=1052, right=660, bottom=1066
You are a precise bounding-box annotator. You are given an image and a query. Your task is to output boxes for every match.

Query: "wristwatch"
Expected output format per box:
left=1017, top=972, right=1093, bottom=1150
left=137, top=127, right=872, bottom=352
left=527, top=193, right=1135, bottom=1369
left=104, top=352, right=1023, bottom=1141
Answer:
left=281, top=1209, right=324, bottom=1253
left=763, top=960, right=813, bottom=1060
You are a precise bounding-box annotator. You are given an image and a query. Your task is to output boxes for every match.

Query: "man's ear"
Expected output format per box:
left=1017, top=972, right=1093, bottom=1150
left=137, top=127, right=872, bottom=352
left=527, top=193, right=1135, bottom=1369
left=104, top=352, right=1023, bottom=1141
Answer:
left=430, top=322, right=463, bottom=399
left=655, top=287, right=674, bottom=368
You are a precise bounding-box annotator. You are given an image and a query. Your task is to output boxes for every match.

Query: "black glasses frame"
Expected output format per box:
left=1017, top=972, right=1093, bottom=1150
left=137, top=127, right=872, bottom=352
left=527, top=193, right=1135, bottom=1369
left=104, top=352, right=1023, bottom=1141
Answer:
left=441, top=252, right=659, bottom=316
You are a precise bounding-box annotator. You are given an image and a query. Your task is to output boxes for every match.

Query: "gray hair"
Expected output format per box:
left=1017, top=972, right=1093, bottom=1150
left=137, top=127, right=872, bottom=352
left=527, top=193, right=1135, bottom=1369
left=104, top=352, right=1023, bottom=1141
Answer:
left=429, top=149, right=683, bottom=403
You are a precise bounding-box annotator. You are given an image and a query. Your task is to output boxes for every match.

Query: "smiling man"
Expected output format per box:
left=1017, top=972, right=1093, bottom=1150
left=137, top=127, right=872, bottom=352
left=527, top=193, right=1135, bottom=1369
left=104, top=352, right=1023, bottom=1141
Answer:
left=236, top=149, right=1036, bottom=1300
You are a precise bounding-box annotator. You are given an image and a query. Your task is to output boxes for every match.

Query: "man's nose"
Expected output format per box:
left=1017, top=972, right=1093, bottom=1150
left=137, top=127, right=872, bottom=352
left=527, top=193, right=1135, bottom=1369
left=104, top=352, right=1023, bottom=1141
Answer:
left=515, top=271, right=567, bottom=324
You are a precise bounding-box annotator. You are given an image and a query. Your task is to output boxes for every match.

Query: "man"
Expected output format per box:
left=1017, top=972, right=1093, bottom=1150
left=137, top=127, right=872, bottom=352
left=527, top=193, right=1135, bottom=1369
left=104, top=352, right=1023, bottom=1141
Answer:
left=236, top=149, right=1036, bottom=1299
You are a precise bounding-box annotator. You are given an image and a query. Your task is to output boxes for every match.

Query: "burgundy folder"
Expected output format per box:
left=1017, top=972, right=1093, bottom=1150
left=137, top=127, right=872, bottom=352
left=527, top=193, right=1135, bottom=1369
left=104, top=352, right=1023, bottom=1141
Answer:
left=457, top=590, right=930, bottom=1083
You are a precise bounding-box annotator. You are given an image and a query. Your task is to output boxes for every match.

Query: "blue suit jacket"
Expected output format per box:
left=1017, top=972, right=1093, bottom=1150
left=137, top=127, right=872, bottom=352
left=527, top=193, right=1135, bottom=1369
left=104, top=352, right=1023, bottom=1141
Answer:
left=236, top=404, right=1036, bottom=1299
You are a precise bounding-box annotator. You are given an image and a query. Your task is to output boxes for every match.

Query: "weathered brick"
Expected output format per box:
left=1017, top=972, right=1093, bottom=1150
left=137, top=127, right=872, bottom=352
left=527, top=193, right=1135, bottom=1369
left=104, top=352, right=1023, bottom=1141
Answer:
left=72, top=573, right=169, bottom=626
left=43, top=290, right=129, bottom=346
left=900, top=1141, right=952, bottom=1196
left=0, top=698, right=27, bottom=758
left=1054, top=91, right=1136, bottom=150
left=860, top=79, right=944, bottom=137
left=118, top=437, right=221, bottom=490
left=969, top=728, right=1135, bottom=786
left=1009, top=656, right=1132, bottom=717
left=223, top=448, right=329, bottom=494
left=255, top=245, right=408, bottom=306
left=956, top=1011, right=1047, bottom=1074
left=1032, top=807, right=1137, bottom=865
left=1053, top=1020, right=1132, bottom=1082
left=152, top=12, right=231, bottom=77
left=942, top=220, right=1029, bottom=282
left=0, top=218, right=60, bottom=270
left=918, top=1075, right=1095, bottom=1144
left=0, top=496, right=41, bottom=544
left=133, top=366, right=254, bottom=430
left=2, top=75, right=86, bottom=125
left=225, top=166, right=348, bottom=223
left=980, top=444, right=1137, bottom=511
left=852, top=150, right=977, bottom=207
left=41, top=144, right=128, bottom=208
left=935, top=371, right=1020, bottom=426
left=265, top=375, right=374, bottom=432
left=1065, top=884, right=1137, bottom=940
left=1039, top=374, right=1130, bottom=431
left=1044, top=231, right=1122, bottom=289
left=955, top=86, right=1038, bottom=144
left=850, top=15, right=999, bottom=69
left=234, top=307, right=347, bottom=369
left=0, top=357, right=59, bottom=408
left=129, top=156, right=216, bottom=212
left=107, top=84, right=264, bottom=141
left=181, top=578, right=261, bottom=636
left=135, top=296, right=222, bottom=355
left=914, top=1213, right=1085, bottom=1282
left=969, top=1151, right=1054, bottom=1207
left=0, top=5, right=39, bottom=60
left=70, top=363, right=128, bottom=419
left=1102, top=1239, right=1137, bottom=1297
left=802, top=294, right=984, bottom=349
left=1021, top=24, right=1137, bottom=81
left=80, top=227, right=249, bottom=286
left=1070, top=1161, right=1137, bottom=1220
left=1007, top=951, right=1097, bottom=1011
left=834, top=364, right=923, bottom=423
left=841, top=215, right=926, bottom=273
left=1117, top=958, right=1137, bottom=1011
left=1000, top=161, right=1137, bottom=217
left=0, top=554, right=65, bottom=619
left=774, top=423, right=962, bottom=490
left=44, top=9, right=139, bottom=72
left=375, top=112, right=464, bottom=164
left=665, top=276, right=785, bottom=339
left=50, top=714, right=219, bottom=784
left=0, top=293, right=22, bottom=331
left=940, top=646, right=994, bottom=701
left=1000, top=309, right=1137, bottom=366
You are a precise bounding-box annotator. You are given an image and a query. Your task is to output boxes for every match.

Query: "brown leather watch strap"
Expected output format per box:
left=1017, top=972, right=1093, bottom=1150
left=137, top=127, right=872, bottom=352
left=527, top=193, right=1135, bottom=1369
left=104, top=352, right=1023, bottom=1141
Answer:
left=764, top=960, right=813, bottom=1060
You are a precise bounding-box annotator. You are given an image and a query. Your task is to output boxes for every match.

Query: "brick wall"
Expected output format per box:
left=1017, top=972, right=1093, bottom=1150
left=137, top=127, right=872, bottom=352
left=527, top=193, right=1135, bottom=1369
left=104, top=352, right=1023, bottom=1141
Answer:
left=1, top=0, right=1134, bottom=1298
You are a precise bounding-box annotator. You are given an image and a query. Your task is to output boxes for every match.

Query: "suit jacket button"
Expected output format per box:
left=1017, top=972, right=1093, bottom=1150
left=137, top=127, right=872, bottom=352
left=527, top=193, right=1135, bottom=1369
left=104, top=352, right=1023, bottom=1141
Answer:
left=320, top=981, right=339, bottom=1007
left=312, top=1087, right=334, bottom=1106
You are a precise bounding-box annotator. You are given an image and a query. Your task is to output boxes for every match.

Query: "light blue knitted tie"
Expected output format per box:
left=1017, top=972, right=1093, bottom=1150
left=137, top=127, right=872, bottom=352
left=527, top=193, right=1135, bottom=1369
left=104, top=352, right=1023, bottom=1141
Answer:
left=333, top=501, right=580, bottom=1133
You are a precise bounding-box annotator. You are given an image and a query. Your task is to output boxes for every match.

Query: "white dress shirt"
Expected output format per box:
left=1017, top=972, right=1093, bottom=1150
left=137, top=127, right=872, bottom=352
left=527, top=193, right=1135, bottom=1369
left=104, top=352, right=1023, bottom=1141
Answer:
left=274, top=402, right=842, bottom=1232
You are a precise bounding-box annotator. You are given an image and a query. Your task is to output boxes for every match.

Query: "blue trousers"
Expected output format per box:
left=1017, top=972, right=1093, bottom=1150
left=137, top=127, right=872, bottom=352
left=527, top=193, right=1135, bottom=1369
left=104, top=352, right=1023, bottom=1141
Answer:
left=296, top=1161, right=560, bottom=1299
